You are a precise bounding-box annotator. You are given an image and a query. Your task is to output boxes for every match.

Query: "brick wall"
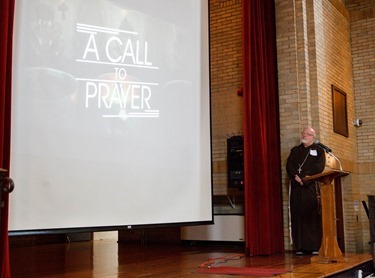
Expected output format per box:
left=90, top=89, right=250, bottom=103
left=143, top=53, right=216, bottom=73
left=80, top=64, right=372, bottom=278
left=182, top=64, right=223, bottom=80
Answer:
left=315, top=0, right=361, bottom=253
left=209, top=0, right=374, bottom=253
left=275, top=0, right=374, bottom=252
left=210, top=0, right=243, bottom=196
left=347, top=0, right=375, bottom=252
left=348, top=3, right=375, bottom=163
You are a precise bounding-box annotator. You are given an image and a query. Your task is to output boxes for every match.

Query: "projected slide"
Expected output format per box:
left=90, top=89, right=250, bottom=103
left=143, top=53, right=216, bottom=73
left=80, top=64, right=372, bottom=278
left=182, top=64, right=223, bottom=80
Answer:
left=10, top=0, right=212, bottom=233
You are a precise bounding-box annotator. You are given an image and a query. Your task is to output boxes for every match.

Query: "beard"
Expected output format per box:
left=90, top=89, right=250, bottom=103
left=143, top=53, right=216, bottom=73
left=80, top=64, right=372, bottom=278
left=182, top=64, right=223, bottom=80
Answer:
left=301, top=138, right=308, bottom=144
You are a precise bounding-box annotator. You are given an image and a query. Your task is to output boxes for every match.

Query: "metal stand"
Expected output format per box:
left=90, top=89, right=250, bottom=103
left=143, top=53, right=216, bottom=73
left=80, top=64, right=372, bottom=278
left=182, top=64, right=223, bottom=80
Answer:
left=367, top=195, right=375, bottom=268
left=0, top=168, right=15, bottom=227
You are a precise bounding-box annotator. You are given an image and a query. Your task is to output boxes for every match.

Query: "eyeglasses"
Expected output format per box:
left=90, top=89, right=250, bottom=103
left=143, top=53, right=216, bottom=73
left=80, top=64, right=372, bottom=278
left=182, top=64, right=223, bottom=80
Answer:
left=301, top=132, right=314, bottom=137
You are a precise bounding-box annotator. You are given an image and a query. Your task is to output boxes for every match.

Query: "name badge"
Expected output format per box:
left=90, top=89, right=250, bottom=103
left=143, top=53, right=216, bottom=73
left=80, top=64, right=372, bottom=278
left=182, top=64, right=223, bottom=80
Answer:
left=310, top=149, right=317, bottom=156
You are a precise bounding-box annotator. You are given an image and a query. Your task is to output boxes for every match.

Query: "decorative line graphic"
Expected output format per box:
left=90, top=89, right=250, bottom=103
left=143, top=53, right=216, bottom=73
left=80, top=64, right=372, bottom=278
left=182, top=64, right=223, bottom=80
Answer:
left=77, top=23, right=138, bottom=35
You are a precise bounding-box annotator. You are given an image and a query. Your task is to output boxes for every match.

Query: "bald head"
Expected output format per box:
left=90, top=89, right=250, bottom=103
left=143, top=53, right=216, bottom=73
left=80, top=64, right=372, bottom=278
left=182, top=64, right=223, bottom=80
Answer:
left=300, top=127, right=316, bottom=146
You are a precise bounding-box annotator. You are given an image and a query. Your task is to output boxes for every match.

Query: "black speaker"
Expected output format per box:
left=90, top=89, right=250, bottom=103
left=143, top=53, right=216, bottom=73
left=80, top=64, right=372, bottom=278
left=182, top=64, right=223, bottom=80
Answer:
left=227, top=136, right=244, bottom=189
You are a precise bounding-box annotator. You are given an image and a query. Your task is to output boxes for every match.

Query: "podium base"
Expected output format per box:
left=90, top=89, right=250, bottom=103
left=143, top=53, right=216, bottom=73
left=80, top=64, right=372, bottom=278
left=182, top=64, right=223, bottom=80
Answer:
left=311, top=255, right=349, bottom=264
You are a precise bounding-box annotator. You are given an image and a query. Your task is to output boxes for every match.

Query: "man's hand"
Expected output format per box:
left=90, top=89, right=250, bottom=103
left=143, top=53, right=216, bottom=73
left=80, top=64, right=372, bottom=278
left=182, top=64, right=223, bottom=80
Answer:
left=294, top=174, right=304, bottom=185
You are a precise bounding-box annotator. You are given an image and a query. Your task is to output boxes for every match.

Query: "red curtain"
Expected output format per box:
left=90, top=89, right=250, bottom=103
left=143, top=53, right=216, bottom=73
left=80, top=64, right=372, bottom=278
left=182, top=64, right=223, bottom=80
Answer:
left=0, top=0, right=15, bottom=277
left=242, top=0, right=284, bottom=256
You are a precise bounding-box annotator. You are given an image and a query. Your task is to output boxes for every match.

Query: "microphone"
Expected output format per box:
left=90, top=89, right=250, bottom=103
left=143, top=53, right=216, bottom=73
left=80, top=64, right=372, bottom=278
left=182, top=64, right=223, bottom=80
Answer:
left=314, top=139, right=343, bottom=170
left=314, top=139, right=332, bottom=153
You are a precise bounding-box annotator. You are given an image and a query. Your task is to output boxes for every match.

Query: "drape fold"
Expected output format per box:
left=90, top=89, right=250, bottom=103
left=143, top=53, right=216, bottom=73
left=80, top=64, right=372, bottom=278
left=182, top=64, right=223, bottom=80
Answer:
left=0, top=0, right=15, bottom=277
left=242, top=0, right=284, bottom=256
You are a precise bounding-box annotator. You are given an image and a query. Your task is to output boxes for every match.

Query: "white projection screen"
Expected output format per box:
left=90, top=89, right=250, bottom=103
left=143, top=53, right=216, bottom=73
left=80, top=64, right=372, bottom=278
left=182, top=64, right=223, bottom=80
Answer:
left=10, top=0, right=212, bottom=234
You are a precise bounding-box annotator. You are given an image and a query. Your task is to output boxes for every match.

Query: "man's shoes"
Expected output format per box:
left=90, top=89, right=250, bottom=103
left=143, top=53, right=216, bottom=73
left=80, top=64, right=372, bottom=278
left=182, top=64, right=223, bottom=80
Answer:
left=295, top=250, right=319, bottom=255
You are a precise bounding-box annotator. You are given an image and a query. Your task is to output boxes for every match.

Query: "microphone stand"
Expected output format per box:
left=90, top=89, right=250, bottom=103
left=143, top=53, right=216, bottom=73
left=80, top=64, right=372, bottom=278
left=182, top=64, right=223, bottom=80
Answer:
left=0, top=169, right=15, bottom=227
left=315, top=139, right=342, bottom=171
left=326, top=151, right=343, bottom=171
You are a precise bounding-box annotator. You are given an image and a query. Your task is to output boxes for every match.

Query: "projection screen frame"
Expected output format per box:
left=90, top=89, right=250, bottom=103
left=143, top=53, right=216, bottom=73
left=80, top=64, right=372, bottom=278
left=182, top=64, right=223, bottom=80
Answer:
left=9, top=0, right=213, bottom=236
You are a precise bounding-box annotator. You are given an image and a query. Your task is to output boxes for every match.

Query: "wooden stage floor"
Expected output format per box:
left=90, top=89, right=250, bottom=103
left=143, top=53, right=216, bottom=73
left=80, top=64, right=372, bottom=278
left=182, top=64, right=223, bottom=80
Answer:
left=9, top=239, right=374, bottom=277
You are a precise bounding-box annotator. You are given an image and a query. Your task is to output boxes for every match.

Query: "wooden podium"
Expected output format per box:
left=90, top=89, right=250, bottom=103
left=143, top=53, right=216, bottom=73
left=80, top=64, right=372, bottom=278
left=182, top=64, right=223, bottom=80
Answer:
left=304, top=170, right=349, bottom=264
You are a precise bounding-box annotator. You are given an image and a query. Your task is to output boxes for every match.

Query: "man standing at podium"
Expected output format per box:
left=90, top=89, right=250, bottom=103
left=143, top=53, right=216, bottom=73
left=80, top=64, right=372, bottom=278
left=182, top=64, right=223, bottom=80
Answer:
left=286, top=126, right=326, bottom=255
